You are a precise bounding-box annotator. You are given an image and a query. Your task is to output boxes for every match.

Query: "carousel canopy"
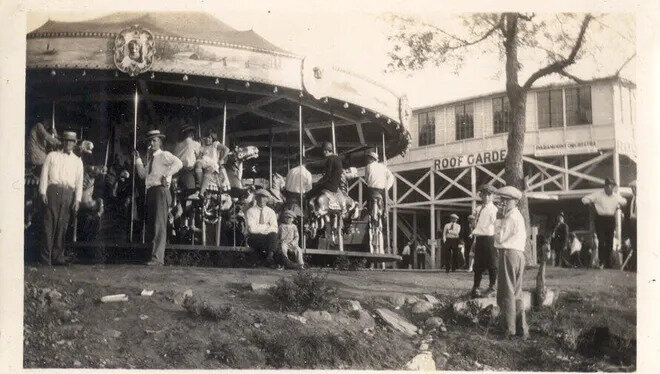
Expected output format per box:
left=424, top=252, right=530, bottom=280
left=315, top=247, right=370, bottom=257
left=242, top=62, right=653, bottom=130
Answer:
left=26, top=12, right=411, bottom=171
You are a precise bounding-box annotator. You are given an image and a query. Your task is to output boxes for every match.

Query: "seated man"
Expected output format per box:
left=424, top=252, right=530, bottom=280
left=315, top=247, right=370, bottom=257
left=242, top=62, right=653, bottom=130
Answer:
left=245, top=189, right=279, bottom=265
left=279, top=210, right=304, bottom=269
left=305, top=141, right=343, bottom=203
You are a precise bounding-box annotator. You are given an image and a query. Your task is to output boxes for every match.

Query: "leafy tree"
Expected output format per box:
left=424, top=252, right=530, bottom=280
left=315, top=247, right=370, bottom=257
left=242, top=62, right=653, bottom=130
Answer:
left=386, top=13, right=633, bottom=264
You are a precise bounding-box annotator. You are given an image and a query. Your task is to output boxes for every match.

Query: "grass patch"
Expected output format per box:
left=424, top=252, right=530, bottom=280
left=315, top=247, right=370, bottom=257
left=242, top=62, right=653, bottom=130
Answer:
left=183, top=295, right=233, bottom=321
left=269, top=270, right=339, bottom=313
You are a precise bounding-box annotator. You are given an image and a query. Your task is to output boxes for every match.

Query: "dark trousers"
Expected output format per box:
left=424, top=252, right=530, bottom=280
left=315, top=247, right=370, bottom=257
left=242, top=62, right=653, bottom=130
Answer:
left=551, top=240, right=567, bottom=267
left=146, top=186, right=171, bottom=264
left=473, top=235, right=497, bottom=290
left=594, top=215, right=616, bottom=268
left=443, top=238, right=461, bottom=271
left=416, top=253, right=426, bottom=269
left=248, top=232, right=278, bottom=258
left=306, top=182, right=337, bottom=202
left=42, top=185, right=74, bottom=265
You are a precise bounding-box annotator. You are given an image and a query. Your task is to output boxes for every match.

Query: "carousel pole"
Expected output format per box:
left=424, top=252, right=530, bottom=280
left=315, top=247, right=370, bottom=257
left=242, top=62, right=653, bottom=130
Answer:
left=269, top=126, right=273, bottom=189
left=130, top=87, right=138, bottom=243
left=51, top=102, right=56, bottom=138
left=141, top=91, right=147, bottom=244
left=331, top=112, right=343, bottom=252
left=299, top=101, right=306, bottom=252
left=331, top=113, right=337, bottom=154
left=216, top=100, right=228, bottom=247
left=382, top=132, right=390, bottom=257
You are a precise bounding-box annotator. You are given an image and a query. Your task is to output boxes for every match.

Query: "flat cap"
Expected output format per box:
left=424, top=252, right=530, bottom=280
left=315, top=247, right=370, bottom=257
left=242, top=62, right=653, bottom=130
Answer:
left=497, top=186, right=522, bottom=200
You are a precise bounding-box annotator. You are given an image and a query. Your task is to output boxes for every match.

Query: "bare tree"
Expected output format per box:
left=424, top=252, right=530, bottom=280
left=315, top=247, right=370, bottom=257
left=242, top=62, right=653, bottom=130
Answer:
left=385, top=13, right=626, bottom=264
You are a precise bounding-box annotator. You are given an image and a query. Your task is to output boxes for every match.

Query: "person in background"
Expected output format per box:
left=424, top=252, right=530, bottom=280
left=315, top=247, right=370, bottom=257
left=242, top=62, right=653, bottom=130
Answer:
left=401, top=241, right=412, bottom=269
left=550, top=212, right=570, bottom=267
left=39, top=130, right=83, bottom=265
left=470, top=184, right=498, bottom=298
left=246, top=189, right=279, bottom=266
left=442, top=214, right=461, bottom=273
left=568, top=232, right=583, bottom=267
left=624, top=180, right=637, bottom=271
left=305, top=141, right=343, bottom=202
left=364, top=150, right=395, bottom=221
left=283, top=157, right=312, bottom=216
left=278, top=210, right=304, bottom=269
left=494, top=185, right=528, bottom=340
left=416, top=242, right=427, bottom=270
left=134, top=129, right=183, bottom=266
left=457, top=239, right=466, bottom=269
left=581, top=178, right=627, bottom=269
left=465, top=214, right=476, bottom=271
left=173, top=125, right=200, bottom=194
left=195, top=128, right=230, bottom=196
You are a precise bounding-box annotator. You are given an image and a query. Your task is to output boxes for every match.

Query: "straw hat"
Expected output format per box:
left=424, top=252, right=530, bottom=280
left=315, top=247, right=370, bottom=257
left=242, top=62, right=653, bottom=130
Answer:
left=145, top=129, right=166, bottom=139
left=367, top=151, right=379, bottom=161
left=59, top=131, right=77, bottom=142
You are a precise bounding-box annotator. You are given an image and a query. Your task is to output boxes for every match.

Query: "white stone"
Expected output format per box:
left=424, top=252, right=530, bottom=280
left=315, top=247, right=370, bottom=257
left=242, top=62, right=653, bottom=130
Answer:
left=286, top=314, right=307, bottom=324
left=405, top=295, right=420, bottom=304
left=405, top=352, right=436, bottom=371
left=425, top=316, right=445, bottom=329
left=302, top=310, right=333, bottom=322
left=250, top=283, right=275, bottom=292
left=347, top=300, right=362, bottom=311
left=424, top=294, right=440, bottom=304
left=375, top=308, right=417, bottom=337
left=389, top=295, right=406, bottom=308
left=411, top=300, right=434, bottom=314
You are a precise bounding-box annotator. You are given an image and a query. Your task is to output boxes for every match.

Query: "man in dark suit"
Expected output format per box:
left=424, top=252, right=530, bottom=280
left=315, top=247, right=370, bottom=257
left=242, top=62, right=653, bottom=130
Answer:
left=305, top=141, right=343, bottom=201
left=550, top=212, right=570, bottom=267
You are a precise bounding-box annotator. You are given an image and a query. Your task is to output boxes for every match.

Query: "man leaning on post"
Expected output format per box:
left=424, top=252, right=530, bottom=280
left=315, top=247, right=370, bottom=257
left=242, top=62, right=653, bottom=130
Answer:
left=39, top=130, right=84, bottom=265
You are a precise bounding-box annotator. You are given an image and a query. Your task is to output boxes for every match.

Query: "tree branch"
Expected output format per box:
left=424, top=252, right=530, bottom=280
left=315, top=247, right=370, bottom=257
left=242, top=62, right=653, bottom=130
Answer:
left=615, top=53, right=636, bottom=77
left=557, top=69, right=586, bottom=84
left=522, top=14, right=593, bottom=91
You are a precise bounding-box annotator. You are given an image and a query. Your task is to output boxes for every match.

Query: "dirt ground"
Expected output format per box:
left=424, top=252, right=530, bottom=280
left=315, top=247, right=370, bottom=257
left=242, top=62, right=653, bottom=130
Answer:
left=23, top=264, right=636, bottom=370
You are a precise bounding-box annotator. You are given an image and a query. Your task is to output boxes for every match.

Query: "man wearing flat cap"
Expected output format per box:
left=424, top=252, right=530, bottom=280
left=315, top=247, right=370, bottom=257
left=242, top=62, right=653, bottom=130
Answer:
left=550, top=212, right=570, bottom=267
left=246, top=189, right=279, bottom=265
left=305, top=141, right=343, bottom=202
left=134, top=129, right=183, bottom=266
left=39, top=130, right=84, bottom=265
left=470, top=184, right=499, bottom=298
left=581, top=177, right=627, bottom=269
left=494, top=185, right=528, bottom=339
left=364, top=150, right=394, bottom=222
left=442, top=213, right=462, bottom=272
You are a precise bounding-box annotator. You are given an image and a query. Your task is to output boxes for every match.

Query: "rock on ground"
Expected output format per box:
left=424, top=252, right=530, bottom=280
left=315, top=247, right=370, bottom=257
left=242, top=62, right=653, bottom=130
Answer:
left=405, top=295, right=420, bottom=305
left=351, top=309, right=376, bottom=330
left=375, top=308, right=417, bottom=337
left=533, top=288, right=559, bottom=308
left=286, top=314, right=307, bottom=324
left=103, top=329, right=122, bottom=339
left=388, top=295, right=406, bottom=308
left=405, top=351, right=436, bottom=370
left=425, top=316, right=445, bottom=329
left=453, top=291, right=533, bottom=318
left=250, top=283, right=275, bottom=292
left=302, top=310, right=333, bottom=322
left=424, top=294, right=440, bottom=304
left=411, top=300, right=434, bottom=314
left=346, top=300, right=362, bottom=311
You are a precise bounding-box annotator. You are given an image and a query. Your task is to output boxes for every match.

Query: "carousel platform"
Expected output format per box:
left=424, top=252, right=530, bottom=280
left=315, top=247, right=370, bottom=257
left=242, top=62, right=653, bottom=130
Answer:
left=69, top=241, right=402, bottom=263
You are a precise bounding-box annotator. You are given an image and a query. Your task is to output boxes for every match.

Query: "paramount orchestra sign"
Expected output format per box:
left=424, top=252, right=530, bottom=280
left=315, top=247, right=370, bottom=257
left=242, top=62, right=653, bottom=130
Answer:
left=534, top=141, right=598, bottom=157
left=434, top=150, right=507, bottom=170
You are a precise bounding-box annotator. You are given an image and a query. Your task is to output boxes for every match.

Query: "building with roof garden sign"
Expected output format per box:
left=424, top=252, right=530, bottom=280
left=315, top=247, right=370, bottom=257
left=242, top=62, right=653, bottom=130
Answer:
left=24, top=12, right=411, bottom=262
left=368, top=76, right=635, bottom=268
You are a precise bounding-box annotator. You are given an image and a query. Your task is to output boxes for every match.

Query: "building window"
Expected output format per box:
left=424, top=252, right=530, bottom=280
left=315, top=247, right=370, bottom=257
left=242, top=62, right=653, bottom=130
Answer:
left=537, top=89, right=563, bottom=128
left=418, top=111, right=435, bottom=146
left=492, top=96, right=512, bottom=134
left=455, top=102, right=474, bottom=140
left=565, top=86, right=592, bottom=126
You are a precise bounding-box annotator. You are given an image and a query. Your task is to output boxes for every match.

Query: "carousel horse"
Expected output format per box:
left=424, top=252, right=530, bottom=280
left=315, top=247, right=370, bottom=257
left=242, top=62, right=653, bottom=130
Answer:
left=306, top=167, right=361, bottom=245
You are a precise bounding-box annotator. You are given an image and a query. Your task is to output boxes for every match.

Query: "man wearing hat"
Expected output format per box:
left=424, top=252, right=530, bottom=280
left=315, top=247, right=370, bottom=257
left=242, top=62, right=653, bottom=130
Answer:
left=442, top=213, right=462, bottom=272
left=246, top=189, right=279, bottom=265
left=364, top=150, right=394, bottom=221
left=173, top=124, right=200, bottom=193
left=470, top=184, right=499, bottom=298
left=494, top=185, right=528, bottom=339
left=39, top=130, right=84, bottom=265
left=305, top=141, right=343, bottom=202
left=581, top=177, right=627, bottom=269
left=134, top=129, right=183, bottom=266
left=550, top=212, right=570, bottom=267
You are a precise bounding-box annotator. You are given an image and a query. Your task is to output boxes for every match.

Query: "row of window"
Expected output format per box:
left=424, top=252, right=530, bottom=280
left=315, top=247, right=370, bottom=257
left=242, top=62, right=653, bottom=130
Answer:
left=417, top=85, right=593, bottom=146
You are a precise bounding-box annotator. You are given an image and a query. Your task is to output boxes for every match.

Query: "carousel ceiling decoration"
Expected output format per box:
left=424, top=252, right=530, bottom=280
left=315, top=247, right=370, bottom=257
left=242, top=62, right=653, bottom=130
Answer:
left=113, top=25, right=155, bottom=76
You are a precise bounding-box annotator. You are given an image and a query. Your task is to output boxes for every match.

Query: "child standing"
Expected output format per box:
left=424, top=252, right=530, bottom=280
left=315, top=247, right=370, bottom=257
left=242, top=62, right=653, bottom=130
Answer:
left=279, top=210, right=304, bottom=268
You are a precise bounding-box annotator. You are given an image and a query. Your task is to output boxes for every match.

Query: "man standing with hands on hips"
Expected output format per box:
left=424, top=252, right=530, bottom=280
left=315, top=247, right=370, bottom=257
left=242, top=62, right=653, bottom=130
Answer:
left=495, top=185, right=528, bottom=340
left=39, top=130, right=84, bottom=265
left=470, top=184, right=498, bottom=298
left=442, top=214, right=461, bottom=272
left=134, top=129, right=183, bottom=266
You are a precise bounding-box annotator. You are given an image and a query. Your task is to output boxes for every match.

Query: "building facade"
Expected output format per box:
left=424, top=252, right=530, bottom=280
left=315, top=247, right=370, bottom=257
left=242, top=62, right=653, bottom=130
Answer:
left=344, top=76, right=637, bottom=268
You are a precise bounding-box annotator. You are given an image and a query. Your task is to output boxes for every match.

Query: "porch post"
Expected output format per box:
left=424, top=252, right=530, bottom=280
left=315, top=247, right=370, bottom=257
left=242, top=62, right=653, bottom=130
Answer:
left=563, top=155, right=570, bottom=191
left=299, top=102, right=306, bottom=251
left=613, top=149, right=622, bottom=252
left=412, top=211, right=418, bottom=269
left=429, top=166, right=436, bottom=269
left=382, top=132, right=390, bottom=254
left=130, top=86, right=138, bottom=243
left=392, top=176, right=398, bottom=264
left=470, top=165, right=476, bottom=212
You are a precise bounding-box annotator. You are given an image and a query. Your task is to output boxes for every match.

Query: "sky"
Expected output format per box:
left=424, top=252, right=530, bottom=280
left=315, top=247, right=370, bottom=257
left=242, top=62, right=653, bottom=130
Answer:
left=26, top=5, right=635, bottom=109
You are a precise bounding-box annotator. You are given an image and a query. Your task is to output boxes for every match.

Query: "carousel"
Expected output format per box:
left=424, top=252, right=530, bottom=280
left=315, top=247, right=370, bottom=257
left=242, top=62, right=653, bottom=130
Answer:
left=25, top=12, right=410, bottom=265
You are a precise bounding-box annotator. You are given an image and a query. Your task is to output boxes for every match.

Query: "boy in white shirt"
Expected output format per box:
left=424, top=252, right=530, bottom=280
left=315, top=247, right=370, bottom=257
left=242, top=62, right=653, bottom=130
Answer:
left=494, top=185, right=528, bottom=339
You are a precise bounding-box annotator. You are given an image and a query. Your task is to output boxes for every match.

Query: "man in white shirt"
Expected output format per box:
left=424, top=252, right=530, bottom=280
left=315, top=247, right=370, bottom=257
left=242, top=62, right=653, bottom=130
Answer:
left=173, top=125, right=201, bottom=193
left=442, top=214, right=461, bottom=272
left=284, top=159, right=312, bottom=214
left=400, top=240, right=412, bottom=269
left=470, top=184, right=499, bottom=298
left=364, top=151, right=394, bottom=221
left=39, top=131, right=84, bottom=265
left=246, top=189, right=280, bottom=265
left=581, top=178, right=627, bottom=269
left=134, top=130, right=183, bottom=266
left=494, top=185, right=528, bottom=339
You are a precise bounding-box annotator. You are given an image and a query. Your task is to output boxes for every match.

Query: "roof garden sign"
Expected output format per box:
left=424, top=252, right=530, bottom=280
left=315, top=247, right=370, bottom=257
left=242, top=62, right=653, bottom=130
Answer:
left=113, top=25, right=155, bottom=76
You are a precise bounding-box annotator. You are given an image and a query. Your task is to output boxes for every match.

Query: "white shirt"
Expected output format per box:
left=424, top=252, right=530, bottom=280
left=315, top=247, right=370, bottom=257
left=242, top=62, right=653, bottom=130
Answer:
left=136, top=149, right=183, bottom=189
left=285, top=165, right=313, bottom=193
left=581, top=190, right=627, bottom=216
left=173, top=137, right=201, bottom=169
left=39, top=150, right=84, bottom=203
left=570, top=237, right=582, bottom=254
left=246, top=205, right=278, bottom=235
left=472, top=202, right=498, bottom=236
left=402, top=244, right=411, bottom=255
left=494, top=207, right=526, bottom=252
left=443, top=222, right=461, bottom=240
left=365, top=161, right=394, bottom=190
